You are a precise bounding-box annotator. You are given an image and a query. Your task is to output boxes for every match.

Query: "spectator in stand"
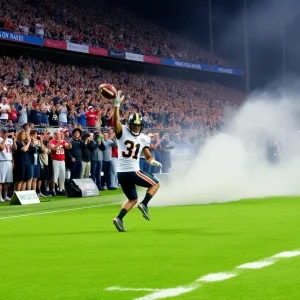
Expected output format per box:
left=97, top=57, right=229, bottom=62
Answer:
left=57, top=101, right=68, bottom=127
left=13, top=130, right=34, bottom=191
left=160, top=133, right=174, bottom=173
left=0, top=97, right=11, bottom=125
left=63, top=129, right=71, bottom=142
left=76, top=107, right=86, bottom=127
left=17, top=99, right=30, bottom=126
left=85, top=106, right=99, bottom=129
left=35, top=22, right=44, bottom=37
left=8, top=104, right=18, bottom=124
left=67, top=107, right=77, bottom=127
left=29, top=129, right=45, bottom=196
left=151, top=132, right=162, bottom=173
left=40, top=105, right=49, bottom=127
left=89, top=130, right=106, bottom=191
left=29, top=103, right=43, bottom=126
left=5, top=119, right=15, bottom=131
left=66, top=128, right=85, bottom=179
left=48, top=105, right=59, bottom=126
left=102, top=132, right=117, bottom=190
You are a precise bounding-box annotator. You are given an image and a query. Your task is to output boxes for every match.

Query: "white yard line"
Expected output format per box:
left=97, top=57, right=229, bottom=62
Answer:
left=0, top=202, right=121, bottom=220
left=236, top=261, right=274, bottom=269
left=134, top=286, right=199, bottom=300
left=106, top=287, right=162, bottom=292
left=272, top=251, right=300, bottom=258
left=197, top=272, right=237, bottom=282
left=105, top=249, right=300, bottom=300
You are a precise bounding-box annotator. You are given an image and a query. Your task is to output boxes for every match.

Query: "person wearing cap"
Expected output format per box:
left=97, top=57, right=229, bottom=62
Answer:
left=65, top=128, right=85, bottom=179
left=85, top=106, right=100, bottom=129
left=62, top=129, right=71, bottom=142
left=0, top=128, right=14, bottom=202
left=48, top=129, right=72, bottom=196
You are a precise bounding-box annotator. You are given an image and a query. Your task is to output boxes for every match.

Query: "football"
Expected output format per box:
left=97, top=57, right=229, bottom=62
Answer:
left=99, top=83, right=118, bottom=100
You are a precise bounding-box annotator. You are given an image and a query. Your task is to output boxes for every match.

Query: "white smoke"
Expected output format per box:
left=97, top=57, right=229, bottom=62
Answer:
left=151, top=90, right=300, bottom=207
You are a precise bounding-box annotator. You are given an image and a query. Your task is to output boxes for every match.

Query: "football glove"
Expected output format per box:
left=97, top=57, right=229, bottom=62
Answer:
left=114, top=90, right=125, bottom=108
left=150, top=159, right=162, bottom=168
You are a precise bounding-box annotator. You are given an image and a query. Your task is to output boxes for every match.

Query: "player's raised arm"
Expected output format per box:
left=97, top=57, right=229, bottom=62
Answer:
left=113, top=90, right=124, bottom=139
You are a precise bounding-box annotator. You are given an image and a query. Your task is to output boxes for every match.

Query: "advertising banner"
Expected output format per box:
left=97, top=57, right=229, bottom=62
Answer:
left=143, top=55, right=161, bottom=64
left=0, top=30, right=43, bottom=45
left=66, top=42, right=89, bottom=53
left=170, top=144, right=197, bottom=158
left=161, top=58, right=244, bottom=75
left=88, top=46, right=108, bottom=57
left=10, top=190, right=40, bottom=205
left=108, top=48, right=126, bottom=59
left=44, top=39, right=67, bottom=50
left=125, top=52, right=144, bottom=62
left=209, top=66, right=244, bottom=76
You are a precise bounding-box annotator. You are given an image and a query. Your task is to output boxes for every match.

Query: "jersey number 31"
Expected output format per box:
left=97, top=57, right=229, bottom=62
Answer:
left=122, top=140, right=140, bottom=160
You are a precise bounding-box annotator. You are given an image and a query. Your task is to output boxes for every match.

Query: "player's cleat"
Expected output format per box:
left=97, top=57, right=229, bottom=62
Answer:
left=137, top=203, right=150, bottom=221
left=113, top=218, right=126, bottom=232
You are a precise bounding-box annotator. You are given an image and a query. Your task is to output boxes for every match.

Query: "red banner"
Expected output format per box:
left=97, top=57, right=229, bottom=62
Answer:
left=143, top=55, right=161, bottom=64
left=89, top=46, right=108, bottom=57
left=44, top=39, right=67, bottom=50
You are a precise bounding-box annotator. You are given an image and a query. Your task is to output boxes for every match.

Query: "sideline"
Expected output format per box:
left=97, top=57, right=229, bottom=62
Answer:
left=0, top=202, right=122, bottom=220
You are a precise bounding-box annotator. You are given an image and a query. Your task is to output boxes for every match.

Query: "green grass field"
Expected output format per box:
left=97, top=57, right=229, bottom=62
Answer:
left=0, top=191, right=300, bottom=300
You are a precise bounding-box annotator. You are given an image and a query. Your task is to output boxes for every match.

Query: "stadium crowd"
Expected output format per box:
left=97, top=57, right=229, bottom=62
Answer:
left=0, top=0, right=230, bottom=66
left=0, top=54, right=245, bottom=201
left=0, top=56, right=244, bottom=132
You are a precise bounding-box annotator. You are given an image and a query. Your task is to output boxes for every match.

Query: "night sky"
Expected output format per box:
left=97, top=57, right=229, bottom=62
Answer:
left=115, top=0, right=300, bottom=91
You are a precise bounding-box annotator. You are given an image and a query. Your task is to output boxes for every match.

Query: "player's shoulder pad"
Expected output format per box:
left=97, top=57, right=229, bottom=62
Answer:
left=140, top=133, right=151, bottom=144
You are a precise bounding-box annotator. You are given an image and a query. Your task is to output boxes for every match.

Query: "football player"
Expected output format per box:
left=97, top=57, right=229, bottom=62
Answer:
left=112, top=90, right=162, bottom=232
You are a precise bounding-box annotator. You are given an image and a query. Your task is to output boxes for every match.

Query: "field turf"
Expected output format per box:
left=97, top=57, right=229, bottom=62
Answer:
left=0, top=191, right=299, bottom=300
